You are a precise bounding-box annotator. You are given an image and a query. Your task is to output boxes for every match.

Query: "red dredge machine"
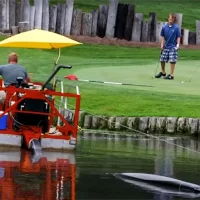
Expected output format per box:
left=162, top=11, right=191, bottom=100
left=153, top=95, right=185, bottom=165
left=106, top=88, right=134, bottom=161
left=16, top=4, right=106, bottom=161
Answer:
left=0, top=29, right=82, bottom=152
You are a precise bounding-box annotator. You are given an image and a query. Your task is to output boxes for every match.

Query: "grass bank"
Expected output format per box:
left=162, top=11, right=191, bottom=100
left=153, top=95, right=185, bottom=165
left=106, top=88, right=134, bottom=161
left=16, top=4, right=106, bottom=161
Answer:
left=0, top=37, right=199, bottom=118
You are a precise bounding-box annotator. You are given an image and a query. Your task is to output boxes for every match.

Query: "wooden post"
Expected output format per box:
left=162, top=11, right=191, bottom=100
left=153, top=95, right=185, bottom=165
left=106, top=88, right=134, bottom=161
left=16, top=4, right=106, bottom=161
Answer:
left=9, top=0, right=16, bottom=29
left=183, top=29, right=189, bottom=45
left=6, top=0, right=9, bottom=30
left=21, top=0, right=30, bottom=24
left=97, top=5, right=109, bottom=38
left=91, top=9, right=98, bottom=37
left=56, top=4, right=66, bottom=35
left=18, top=21, right=29, bottom=33
left=156, top=21, right=165, bottom=42
left=11, top=26, right=19, bottom=34
left=196, top=20, right=200, bottom=44
left=131, top=13, right=143, bottom=42
left=29, top=6, right=35, bottom=30
left=189, top=31, right=196, bottom=45
left=42, top=0, right=49, bottom=30
left=124, top=4, right=135, bottom=41
left=64, top=0, right=74, bottom=36
left=34, top=0, right=43, bottom=29
left=15, top=1, right=22, bottom=27
left=70, top=9, right=82, bottom=35
left=148, top=12, right=156, bottom=42
left=141, top=20, right=149, bottom=42
left=81, top=13, right=92, bottom=36
left=114, top=3, right=128, bottom=39
left=0, top=0, right=9, bottom=30
left=49, top=5, right=57, bottom=32
left=175, top=13, right=182, bottom=30
left=105, top=0, right=119, bottom=38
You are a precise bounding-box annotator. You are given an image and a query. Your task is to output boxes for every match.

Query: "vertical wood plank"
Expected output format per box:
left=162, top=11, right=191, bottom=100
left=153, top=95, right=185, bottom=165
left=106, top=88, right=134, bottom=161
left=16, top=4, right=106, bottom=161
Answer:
left=131, top=13, right=143, bottom=42
left=105, top=0, right=119, bottom=38
left=97, top=5, right=108, bottom=38
left=64, top=0, right=74, bottom=35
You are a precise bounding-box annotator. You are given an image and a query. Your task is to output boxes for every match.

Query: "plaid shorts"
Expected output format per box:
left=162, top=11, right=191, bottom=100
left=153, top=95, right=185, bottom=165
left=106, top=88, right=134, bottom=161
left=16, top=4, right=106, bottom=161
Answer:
left=160, top=48, right=178, bottom=63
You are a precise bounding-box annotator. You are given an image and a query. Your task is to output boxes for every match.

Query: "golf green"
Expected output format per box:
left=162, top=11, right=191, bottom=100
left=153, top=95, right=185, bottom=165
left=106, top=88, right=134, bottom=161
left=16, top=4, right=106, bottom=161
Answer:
left=73, top=60, right=200, bottom=96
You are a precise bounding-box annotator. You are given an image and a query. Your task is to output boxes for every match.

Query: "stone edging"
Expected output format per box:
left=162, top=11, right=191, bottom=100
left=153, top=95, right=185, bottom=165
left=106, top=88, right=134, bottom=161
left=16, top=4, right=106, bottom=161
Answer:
left=78, top=112, right=200, bottom=136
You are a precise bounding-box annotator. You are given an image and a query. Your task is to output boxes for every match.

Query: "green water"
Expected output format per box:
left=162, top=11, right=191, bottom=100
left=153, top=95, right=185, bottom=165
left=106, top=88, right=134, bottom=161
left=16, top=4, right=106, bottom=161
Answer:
left=76, top=137, right=200, bottom=200
left=0, top=137, right=199, bottom=199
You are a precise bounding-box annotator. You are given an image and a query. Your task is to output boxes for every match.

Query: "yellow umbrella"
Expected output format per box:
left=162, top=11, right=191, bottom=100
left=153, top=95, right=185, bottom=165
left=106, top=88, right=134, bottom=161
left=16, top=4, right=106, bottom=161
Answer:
left=0, top=29, right=82, bottom=49
left=0, top=29, right=82, bottom=86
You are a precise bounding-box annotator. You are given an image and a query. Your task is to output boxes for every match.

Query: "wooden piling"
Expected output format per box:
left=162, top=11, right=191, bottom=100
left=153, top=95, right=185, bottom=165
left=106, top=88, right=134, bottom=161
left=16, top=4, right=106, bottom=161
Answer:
left=6, top=0, right=9, bottom=30
left=196, top=20, right=200, bottom=44
left=0, top=0, right=9, bottom=30
left=183, top=29, right=189, bottom=45
left=105, top=0, right=119, bottom=38
left=34, top=0, right=43, bottom=29
left=114, top=3, right=128, bottom=39
left=156, top=21, right=165, bottom=42
left=175, top=13, right=182, bottom=29
left=18, top=21, right=29, bottom=33
left=29, top=6, right=35, bottom=30
left=124, top=4, right=135, bottom=41
left=97, top=5, right=109, bottom=38
left=189, top=31, right=196, bottom=45
left=71, top=9, right=82, bottom=35
left=64, top=0, right=74, bottom=36
left=141, top=20, right=149, bottom=42
left=9, top=0, right=16, bottom=28
left=81, top=12, right=92, bottom=36
left=49, top=5, right=57, bottom=32
left=21, top=0, right=30, bottom=24
left=42, top=0, right=49, bottom=31
left=11, top=26, right=19, bottom=34
left=131, top=13, right=143, bottom=42
left=56, top=4, right=66, bottom=35
left=148, top=12, right=156, bottom=42
left=91, top=9, right=98, bottom=37
left=15, top=1, right=22, bottom=27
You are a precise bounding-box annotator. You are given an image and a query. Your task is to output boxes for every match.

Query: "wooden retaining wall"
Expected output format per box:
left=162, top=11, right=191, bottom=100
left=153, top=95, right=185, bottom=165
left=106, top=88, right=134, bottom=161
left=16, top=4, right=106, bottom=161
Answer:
left=0, top=0, right=199, bottom=45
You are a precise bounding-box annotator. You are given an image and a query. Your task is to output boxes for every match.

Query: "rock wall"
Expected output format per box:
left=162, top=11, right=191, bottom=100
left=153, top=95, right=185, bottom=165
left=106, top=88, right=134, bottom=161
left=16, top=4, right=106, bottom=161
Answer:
left=77, top=112, right=200, bottom=136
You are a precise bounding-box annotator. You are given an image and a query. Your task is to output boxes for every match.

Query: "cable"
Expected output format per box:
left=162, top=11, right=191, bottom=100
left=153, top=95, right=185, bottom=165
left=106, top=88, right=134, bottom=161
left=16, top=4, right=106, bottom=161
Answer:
left=30, top=74, right=200, bottom=154
left=55, top=97, right=200, bottom=155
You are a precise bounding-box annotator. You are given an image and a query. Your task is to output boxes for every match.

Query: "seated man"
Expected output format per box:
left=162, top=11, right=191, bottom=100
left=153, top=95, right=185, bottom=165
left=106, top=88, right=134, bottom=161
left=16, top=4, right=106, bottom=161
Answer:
left=0, top=52, right=30, bottom=104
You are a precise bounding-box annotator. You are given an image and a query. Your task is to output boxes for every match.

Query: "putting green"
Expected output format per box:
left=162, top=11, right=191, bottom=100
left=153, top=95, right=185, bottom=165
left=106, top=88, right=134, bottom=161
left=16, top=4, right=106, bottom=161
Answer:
left=74, top=60, right=200, bottom=95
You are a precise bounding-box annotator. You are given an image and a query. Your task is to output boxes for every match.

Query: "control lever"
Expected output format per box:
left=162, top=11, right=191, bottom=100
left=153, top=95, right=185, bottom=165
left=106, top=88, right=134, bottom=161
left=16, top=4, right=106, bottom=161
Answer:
left=42, top=65, right=72, bottom=90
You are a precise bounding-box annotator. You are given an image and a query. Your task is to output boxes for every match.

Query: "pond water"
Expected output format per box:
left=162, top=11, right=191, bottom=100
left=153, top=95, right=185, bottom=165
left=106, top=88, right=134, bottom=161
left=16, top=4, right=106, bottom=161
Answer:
left=76, top=136, right=200, bottom=200
left=0, top=136, right=200, bottom=200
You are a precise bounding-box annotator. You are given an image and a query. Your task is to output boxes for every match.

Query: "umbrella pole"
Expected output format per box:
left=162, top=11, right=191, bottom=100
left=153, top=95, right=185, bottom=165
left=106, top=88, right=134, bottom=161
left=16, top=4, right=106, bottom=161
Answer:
left=53, top=48, right=61, bottom=87
left=54, top=48, right=61, bottom=67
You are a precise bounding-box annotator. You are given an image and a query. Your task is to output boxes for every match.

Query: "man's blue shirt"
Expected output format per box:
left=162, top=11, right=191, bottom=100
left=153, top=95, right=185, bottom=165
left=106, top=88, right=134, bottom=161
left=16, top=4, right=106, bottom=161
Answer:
left=160, top=23, right=181, bottom=49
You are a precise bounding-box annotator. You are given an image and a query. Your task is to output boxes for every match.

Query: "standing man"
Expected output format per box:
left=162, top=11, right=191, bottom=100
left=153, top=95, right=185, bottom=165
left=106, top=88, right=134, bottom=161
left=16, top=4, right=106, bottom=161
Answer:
left=155, top=13, right=181, bottom=80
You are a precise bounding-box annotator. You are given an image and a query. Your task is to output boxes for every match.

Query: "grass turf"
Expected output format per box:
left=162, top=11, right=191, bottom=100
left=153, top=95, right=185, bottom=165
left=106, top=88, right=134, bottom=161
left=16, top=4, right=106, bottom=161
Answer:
left=0, top=38, right=200, bottom=118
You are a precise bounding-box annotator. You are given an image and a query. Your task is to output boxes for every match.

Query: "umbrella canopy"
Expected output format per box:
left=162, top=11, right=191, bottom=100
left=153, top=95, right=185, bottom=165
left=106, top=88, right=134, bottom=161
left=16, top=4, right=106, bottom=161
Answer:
left=0, top=29, right=82, bottom=49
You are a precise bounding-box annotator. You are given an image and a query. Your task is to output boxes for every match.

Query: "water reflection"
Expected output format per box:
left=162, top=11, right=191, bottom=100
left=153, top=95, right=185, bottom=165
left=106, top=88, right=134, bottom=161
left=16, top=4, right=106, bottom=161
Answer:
left=0, top=136, right=199, bottom=200
left=0, top=147, right=75, bottom=200
left=77, top=136, right=200, bottom=200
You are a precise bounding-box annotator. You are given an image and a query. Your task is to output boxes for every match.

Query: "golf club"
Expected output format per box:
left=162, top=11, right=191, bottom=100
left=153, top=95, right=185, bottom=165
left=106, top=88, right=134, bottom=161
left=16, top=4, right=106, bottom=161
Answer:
left=186, top=65, right=200, bottom=82
left=152, top=50, right=162, bottom=79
